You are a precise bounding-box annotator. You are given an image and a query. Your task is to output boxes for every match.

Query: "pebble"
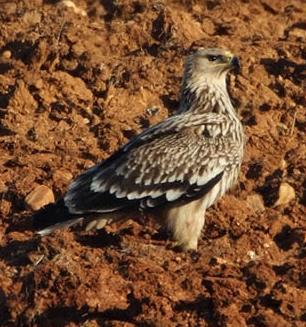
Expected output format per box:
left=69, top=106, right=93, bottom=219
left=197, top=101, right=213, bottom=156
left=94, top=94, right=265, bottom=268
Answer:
left=247, top=250, right=257, bottom=261
left=1, top=50, right=11, bottom=59
left=273, top=182, right=295, bottom=207
left=246, top=194, right=265, bottom=213
left=25, top=185, right=55, bottom=211
left=175, top=256, right=182, bottom=263
left=59, top=0, right=87, bottom=16
left=279, top=159, right=287, bottom=171
left=212, top=256, right=227, bottom=265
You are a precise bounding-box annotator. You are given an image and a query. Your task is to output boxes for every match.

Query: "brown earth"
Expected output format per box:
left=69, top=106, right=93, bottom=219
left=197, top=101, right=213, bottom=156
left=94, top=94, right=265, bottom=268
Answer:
left=0, top=0, right=305, bottom=326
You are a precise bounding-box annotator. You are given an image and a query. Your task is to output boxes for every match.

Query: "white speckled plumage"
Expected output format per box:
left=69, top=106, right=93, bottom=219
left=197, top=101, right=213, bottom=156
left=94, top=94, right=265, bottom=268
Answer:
left=35, top=48, right=244, bottom=251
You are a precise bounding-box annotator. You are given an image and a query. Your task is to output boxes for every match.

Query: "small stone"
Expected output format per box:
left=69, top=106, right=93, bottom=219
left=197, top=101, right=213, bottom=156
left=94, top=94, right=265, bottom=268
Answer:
left=59, top=0, right=87, bottom=16
left=145, top=106, right=160, bottom=116
left=212, top=256, right=227, bottom=265
left=273, top=182, right=295, bottom=207
left=246, top=194, right=265, bottom=213
left=263, top=242, right=271, bottom=248
left=1, top=50, right=11, bottom=59
left=175, top=256, right=182, bottom=263
left=279, top=159, right=287, bottom=171
left=25, top=185, right=55, bottom=211
left=247, top=250, right=257, bottom=261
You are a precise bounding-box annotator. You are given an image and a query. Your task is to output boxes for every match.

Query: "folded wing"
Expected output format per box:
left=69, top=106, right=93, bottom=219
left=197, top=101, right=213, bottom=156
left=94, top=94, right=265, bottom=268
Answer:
left=64, top=113, right=237, bottom=214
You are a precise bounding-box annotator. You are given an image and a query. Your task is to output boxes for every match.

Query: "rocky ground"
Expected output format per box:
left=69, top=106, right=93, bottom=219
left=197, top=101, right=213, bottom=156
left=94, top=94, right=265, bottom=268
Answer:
left=0, top=0, right=305, bottom=326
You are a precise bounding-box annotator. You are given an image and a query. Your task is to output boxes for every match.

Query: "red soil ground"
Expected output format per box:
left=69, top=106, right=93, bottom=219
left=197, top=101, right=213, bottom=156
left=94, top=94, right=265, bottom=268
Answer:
left=0, top=1, right=305, bottom=326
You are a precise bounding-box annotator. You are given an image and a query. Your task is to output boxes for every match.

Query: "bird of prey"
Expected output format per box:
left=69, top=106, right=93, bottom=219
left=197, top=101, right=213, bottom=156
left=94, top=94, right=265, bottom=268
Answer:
left=33, top=48, right=244, bottom=251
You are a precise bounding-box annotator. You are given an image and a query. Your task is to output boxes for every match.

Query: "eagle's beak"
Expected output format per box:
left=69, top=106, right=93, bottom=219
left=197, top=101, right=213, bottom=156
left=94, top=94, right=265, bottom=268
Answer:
left=229, top=56, right=240, bottom=73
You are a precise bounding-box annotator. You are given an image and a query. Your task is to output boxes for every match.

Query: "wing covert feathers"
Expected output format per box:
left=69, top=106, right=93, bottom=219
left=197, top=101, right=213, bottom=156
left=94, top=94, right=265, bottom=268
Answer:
left=64, top=112, right=235, bottom=214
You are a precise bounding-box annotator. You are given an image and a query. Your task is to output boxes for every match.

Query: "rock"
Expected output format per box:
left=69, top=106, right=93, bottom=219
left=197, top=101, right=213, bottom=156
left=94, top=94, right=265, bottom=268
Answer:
left=246, top=194, right=265, bottom=213
left=59, top=0, right=87, bottom=16
left=210, top=256, right=227, bottom=265
left=1, top=50, right=11, bottom=60
left=273, top=182, right=295, bottom=207
left=246, top=250, right=257, bottom=261
left=279, top=159, right=287, bottom=171
left=25, top=185, right=55, bottom=211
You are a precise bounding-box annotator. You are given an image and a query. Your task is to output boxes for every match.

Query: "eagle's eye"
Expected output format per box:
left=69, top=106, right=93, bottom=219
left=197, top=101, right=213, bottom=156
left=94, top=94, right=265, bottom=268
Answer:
left=207, top=55, right=222, bottom=62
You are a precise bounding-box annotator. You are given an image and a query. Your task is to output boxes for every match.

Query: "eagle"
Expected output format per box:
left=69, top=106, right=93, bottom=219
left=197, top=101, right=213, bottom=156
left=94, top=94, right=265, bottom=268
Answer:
left=33, top=48, right=244, bottom=251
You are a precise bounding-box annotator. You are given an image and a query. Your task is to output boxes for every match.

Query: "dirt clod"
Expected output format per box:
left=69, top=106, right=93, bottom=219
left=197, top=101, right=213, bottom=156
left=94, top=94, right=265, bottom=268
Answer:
left=25, top=185, right=55, bottom=211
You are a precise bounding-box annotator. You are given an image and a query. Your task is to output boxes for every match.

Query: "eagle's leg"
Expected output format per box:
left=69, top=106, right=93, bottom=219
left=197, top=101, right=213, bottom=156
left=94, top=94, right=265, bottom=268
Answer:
left=162, top=198, right=206, bottom=251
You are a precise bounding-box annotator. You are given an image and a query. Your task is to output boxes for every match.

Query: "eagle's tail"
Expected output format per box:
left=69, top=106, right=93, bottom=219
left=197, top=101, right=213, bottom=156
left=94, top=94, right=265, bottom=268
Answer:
left=32, top=199, right=83, bottom=236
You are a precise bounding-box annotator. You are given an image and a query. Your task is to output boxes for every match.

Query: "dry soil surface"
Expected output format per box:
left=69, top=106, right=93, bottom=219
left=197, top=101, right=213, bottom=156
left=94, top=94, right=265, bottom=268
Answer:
left=0, top=0, right=305, bottom=326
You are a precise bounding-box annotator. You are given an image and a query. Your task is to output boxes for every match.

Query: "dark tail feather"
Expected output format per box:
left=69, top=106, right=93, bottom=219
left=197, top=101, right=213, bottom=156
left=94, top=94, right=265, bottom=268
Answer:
left=32, top=199, right=83, bottom=236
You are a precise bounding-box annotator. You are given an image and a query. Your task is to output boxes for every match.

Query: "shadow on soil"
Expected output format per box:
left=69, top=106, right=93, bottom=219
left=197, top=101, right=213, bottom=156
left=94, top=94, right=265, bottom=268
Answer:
left=76, top=229, right=122, bottom=249
left=175, top=295, right=216, bottom=326
left=32, top=293, right=142, bottom=327
left=0, top=239, right=38, bottom=266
